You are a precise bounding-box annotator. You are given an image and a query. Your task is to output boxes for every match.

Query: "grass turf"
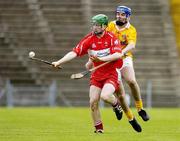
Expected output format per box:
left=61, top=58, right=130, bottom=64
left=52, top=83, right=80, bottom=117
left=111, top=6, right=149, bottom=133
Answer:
left=0, top=107, right=179, bottom=141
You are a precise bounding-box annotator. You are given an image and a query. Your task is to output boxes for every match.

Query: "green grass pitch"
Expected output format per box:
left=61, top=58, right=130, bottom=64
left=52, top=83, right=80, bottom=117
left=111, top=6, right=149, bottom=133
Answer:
left=0, top=107, right=179, bottom=141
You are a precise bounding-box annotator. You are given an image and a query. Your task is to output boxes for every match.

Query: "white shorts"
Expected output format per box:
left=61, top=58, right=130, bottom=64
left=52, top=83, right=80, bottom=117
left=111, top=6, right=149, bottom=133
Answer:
left=116, top=57, right=133, bottom=81
left=121, top=57, right=133, bottom=69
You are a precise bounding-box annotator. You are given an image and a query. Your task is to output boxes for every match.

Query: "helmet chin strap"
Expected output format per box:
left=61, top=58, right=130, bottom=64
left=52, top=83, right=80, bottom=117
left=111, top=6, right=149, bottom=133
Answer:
left=116, top=20, right=127, bottom=26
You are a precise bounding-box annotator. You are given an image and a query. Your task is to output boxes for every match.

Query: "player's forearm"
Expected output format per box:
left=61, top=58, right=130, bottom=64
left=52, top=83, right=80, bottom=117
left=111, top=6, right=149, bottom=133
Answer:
left=122, top=42, right=135, bottom=55
left=53, top=51, right=77, bottom=66
left=100, top=52, right=122, bottom=62
left=58, top=51, right=77, bottom=64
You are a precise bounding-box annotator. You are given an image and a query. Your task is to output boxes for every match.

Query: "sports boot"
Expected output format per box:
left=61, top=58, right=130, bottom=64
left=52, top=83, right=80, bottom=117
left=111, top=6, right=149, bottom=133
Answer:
left=113, top=105, right=123, bottom=120
left=129, top=118, right=142, bottom=132
left=138, top=109, right=150, bottom=121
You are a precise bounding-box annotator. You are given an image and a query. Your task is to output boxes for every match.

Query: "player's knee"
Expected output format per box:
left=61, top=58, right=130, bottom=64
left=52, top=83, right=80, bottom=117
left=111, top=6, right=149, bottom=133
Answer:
left=89, top=99, right=98, bottom=111
left=100, top=94, right=110, bottom=102
left=127, top=79, right=137, bottom=86
left=90, top=102, right=98, bottom=111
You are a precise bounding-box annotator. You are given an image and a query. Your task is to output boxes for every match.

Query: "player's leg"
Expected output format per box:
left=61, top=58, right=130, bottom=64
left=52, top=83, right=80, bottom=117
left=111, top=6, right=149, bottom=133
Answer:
left=89, top=85, right=103, bottom=133
left=100, top=82, right=123, bottom=120
left=121, top=57, right=150, bottom=121
left=121, top=66, right=142, bottom=105
left=116, top=80, right=142, bottom=132
left=116, top=80, right=133, bottom=119
left=100, top=83, right=117, bottom=104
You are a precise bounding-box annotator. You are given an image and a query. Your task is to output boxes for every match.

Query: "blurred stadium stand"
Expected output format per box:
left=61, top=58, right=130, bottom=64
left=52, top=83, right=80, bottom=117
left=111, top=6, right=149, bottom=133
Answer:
left=0, top=0, right=179, bottom=107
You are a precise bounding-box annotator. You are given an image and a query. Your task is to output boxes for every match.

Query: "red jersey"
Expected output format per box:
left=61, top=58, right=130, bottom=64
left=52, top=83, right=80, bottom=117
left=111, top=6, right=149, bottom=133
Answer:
left=73, top=31, right=123, bottom=81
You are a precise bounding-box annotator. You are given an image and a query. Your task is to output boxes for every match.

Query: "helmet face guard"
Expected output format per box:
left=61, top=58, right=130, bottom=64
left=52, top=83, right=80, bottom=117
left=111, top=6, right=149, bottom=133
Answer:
left=91, top=14, right=108, bottom=35
left=115, top=6, right=131, bottom=26
left=116, top=6, right=131, bottom=18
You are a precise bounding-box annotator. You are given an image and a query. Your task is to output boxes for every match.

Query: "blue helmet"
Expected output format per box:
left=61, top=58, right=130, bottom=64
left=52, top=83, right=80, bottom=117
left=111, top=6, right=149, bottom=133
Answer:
left=116, top=6, right=132, bottom=17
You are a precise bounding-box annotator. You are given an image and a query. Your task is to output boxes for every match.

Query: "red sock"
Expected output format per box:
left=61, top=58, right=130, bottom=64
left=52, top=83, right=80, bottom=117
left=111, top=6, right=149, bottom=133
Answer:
left=95, top=121, right=103, bottom=131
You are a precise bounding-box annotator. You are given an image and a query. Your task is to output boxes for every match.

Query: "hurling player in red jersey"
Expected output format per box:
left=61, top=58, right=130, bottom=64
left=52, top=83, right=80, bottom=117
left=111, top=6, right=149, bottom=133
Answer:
left=52, top=14, right=141, bottom=133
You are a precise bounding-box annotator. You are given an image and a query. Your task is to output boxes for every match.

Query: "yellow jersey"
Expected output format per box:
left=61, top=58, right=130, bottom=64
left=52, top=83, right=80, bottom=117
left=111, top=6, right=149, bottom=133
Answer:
left=106, top=21, right=137, bottom=58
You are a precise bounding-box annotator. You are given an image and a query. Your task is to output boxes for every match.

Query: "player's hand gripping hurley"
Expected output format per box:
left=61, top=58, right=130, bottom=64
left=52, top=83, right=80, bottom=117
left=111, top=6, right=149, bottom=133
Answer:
left=29, top=51, right=62, bottom=69
left=71, top=61, right=111, bottom=79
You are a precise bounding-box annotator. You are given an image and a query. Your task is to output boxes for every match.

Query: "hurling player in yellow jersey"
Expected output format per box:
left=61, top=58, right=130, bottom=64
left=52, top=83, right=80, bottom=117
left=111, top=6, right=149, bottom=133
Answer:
left=106, top=6, right=150, bottom=121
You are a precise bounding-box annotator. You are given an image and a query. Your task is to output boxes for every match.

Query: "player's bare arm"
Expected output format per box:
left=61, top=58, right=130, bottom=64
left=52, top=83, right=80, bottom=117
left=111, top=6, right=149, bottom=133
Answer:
left=99, top=52, right=123, bottom=62
left=90, top=52, right=122, bottom=62
left=122, top=41, right=135, bottom=55
left=52, top=51, right=77, bottom=67
left=85, top=58, right=93, bottom=70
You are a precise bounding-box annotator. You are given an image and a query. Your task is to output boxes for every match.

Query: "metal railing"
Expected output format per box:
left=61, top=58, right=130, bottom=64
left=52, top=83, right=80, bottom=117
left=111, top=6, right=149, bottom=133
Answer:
left=4, top=80, right=59, bottom=107
left=2, top=79, right=153, bottom=108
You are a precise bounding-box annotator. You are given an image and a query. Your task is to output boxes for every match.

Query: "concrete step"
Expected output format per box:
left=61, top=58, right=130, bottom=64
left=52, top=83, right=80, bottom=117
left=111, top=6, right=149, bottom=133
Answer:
left=39, top=0, right=81, bottom=4
left=0, top=0, right=26, bottom=4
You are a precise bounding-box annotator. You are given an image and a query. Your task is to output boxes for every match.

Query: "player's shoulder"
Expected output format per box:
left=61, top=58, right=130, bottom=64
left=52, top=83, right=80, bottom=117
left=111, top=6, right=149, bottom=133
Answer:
left=84, top=32, right=94, bottom=39
left=129, top=24, right=137, bottom=32
left=81, top=32, right=94, bottom=41
left=77, top=32, right=93, bottom=45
